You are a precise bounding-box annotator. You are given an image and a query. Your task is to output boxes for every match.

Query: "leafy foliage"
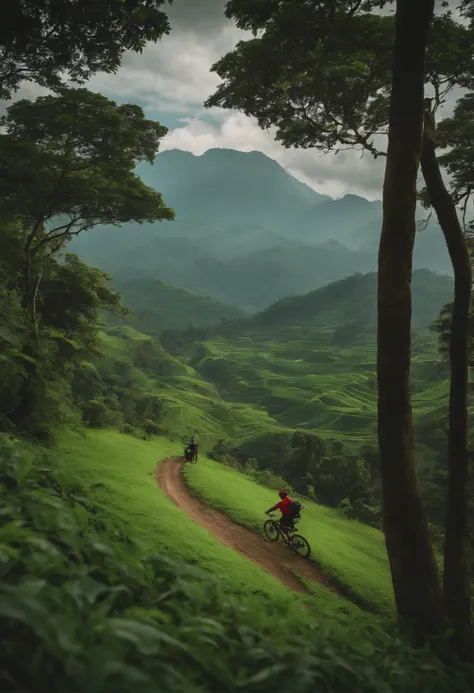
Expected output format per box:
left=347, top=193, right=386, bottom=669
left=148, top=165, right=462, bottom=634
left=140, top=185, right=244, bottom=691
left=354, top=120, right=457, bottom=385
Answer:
left=207, top=3, right=472, bottom=157
left=0, top=0, right=171, bottom=98
left=436, top=93, right=474, bottom=218
left=0, top=240, right=130, bottom=434
left=0, top=87, right=174, bottom=436
left=0, top=87, right=173, bottom=288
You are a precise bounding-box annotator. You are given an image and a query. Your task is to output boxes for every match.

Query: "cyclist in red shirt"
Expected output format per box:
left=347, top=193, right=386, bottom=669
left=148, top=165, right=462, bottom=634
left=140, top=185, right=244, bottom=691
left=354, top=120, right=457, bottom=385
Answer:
left=265, top=489, right=295, bottom=537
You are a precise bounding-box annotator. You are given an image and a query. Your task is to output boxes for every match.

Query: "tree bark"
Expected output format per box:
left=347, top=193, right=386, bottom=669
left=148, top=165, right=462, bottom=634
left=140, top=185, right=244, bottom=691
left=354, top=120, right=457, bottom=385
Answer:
left=421, top=109, right=473, bottom=655
left=377, top=0, right=445, bottom=639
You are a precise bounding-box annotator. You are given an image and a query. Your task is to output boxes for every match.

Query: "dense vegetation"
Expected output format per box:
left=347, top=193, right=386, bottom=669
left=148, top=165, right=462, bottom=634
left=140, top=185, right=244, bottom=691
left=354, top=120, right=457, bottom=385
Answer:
left=0, top=0, right=473, bottom=689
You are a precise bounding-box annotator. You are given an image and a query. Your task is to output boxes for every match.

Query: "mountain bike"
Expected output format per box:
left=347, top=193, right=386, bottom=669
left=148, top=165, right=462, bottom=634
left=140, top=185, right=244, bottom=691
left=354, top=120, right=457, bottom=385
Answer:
left=263, top=513, right=311, bottom=558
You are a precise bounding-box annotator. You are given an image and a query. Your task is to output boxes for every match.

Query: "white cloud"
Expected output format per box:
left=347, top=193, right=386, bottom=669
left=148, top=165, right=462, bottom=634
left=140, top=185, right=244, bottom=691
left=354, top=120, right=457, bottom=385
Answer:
left=88, top=24, right=245, bottom=115
left=93, top=0, right=465, bottom=202
left=162, top=110, right=386, bottom=200
left=2, top=0, right=466, bottom=202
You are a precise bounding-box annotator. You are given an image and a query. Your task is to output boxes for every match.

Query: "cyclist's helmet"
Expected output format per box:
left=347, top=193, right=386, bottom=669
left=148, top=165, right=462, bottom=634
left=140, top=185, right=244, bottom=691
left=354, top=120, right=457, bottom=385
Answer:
left=278, top=489, right=288, bottom=499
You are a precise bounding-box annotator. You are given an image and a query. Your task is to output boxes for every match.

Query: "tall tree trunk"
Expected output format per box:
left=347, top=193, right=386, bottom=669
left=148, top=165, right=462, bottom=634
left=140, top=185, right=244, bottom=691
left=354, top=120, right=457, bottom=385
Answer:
left=377, top=0, right=445, bottom=640
left=421, top=109, right=473, bottom=657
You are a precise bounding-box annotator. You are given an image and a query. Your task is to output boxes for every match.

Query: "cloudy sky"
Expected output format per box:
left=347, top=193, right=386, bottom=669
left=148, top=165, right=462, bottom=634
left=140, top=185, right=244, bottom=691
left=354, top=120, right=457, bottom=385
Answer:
left=11, top=0, right=464, bottom=201
left=83, top=0, right=392, bottom=200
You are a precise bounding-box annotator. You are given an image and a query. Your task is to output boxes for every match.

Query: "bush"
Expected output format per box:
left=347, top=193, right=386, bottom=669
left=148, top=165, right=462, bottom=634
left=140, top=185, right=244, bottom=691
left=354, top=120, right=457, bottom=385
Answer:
left=337, top=497, right=381, bottom=528
left=0, top=437, right=470, bottom=693
left=143, top=419, right=163, bottom=436
left=82, top=396, right=123, bottom=428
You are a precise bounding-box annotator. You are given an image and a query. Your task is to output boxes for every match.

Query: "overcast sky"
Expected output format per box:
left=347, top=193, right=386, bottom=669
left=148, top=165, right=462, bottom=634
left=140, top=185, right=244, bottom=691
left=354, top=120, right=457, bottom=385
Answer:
left=10, top=0, right=465, bottom=201
left=81, top=0, right=390, bottom=199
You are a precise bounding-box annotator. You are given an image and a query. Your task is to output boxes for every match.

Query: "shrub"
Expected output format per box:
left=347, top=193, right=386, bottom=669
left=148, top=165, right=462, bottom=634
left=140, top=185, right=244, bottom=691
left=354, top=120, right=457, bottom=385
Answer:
left=82, top=396, right=123, bottom=428
left=143, top=419, right=163, bottom=436
left=337, top=497, right=381, bottom=528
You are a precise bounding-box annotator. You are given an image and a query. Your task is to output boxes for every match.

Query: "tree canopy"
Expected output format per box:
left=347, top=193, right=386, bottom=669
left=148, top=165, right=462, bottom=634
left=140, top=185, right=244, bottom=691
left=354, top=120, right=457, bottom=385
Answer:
left=0, top=87, right=174, bottom=434
left=207, top=2, right=473, bottom=158
left=436, top=93, right=474, bottom=221
left=0, top=87, right=174, bottom=313
left=0, top=0, right=172, bottom=98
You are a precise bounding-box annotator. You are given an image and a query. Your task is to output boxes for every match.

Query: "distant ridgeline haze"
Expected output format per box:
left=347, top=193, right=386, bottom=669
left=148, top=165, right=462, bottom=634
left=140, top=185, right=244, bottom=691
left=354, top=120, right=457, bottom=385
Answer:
left=70, top=148, right=455, bottom=313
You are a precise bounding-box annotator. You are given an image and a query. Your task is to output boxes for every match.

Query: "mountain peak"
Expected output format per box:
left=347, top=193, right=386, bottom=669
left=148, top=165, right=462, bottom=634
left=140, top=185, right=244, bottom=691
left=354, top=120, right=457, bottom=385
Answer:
left=332, top=194, right=377, bottom=206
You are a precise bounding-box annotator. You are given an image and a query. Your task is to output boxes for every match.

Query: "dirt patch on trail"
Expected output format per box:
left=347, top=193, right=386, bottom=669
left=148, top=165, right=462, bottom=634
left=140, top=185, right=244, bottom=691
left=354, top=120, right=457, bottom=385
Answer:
left=156, top=456, right=345, bottom=597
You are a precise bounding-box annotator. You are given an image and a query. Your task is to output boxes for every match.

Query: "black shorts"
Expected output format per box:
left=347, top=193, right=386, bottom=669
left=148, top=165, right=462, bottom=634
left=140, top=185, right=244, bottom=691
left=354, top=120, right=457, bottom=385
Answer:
left=280, top=515, right=293, bottom=528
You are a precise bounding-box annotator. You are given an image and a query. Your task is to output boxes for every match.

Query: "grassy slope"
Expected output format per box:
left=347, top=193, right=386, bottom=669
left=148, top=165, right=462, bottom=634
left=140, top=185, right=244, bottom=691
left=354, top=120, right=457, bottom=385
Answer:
left=55, top=428, right=390, bottom=627
left=99, top=326, right=282, bottom=451
left=56, top=429, right=305, bottom=607
left=185, top=457, right=395, bottom=615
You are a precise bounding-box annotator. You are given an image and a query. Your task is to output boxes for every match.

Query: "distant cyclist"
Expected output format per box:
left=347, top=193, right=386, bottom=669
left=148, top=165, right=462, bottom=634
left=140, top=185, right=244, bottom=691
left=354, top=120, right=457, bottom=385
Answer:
left=187, top=436, right=198, bottom=461
left=265, top=489, right=302, bottom=536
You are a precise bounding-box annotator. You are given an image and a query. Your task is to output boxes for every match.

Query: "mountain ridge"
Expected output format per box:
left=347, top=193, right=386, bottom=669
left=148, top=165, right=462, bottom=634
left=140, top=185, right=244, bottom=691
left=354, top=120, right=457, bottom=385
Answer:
left=70, top=147, right=454, bottom=313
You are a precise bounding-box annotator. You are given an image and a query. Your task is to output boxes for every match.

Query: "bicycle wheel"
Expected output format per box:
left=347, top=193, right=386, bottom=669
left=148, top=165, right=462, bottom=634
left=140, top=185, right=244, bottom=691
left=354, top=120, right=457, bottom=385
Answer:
left=263, top=519, right=280, bottom=541
left=290, top=534, right=311, bottom=558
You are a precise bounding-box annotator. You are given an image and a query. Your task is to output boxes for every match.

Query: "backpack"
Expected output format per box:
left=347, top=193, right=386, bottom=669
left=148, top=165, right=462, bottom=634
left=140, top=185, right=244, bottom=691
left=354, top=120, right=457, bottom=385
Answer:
left=288, top=500, right=303, bottom=518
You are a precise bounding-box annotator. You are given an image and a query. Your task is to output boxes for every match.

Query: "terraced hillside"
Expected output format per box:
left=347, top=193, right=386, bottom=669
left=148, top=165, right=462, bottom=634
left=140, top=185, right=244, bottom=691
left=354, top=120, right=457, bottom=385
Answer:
left=96, top=325, right=283, bottom=450
left=168, top=272, right=453, bottom=446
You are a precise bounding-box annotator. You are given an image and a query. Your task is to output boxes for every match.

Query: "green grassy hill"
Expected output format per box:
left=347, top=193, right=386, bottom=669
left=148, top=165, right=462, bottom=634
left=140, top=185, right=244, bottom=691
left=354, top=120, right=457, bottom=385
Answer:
left=56, top=430, right=296, bottom=602
left=255, top=269, right=453, bottom=334
left=184, top=456, right=394, bottom=614
left=56, top=428, right=395, bottom=616
left=113, top=276, right=244, bottom=333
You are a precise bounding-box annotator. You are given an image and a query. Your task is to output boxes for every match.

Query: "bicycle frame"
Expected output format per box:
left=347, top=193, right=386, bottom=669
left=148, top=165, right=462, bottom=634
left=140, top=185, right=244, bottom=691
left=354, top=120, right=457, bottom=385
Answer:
left=264, top=513, right=311, bottom=558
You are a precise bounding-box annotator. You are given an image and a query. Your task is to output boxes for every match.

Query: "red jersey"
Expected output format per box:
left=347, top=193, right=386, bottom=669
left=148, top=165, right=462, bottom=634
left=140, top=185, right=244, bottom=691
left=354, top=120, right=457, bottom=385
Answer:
left=270, top=496, right=294, bottom=516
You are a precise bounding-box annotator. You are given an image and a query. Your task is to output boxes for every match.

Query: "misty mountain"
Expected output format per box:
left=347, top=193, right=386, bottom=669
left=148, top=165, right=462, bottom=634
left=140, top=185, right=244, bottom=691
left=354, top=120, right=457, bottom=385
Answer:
left=70, top=148, right=454, bottom=312
left=296, top=194, right=382, bottom=246
left=255, top=269, right=453, bottom=334
left=135, top=148, right=330, bottom=237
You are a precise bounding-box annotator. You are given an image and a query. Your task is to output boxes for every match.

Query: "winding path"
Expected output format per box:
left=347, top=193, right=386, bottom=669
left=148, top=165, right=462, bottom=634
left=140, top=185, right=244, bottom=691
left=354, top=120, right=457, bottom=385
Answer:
left=156, top=456, right=344, bottom=597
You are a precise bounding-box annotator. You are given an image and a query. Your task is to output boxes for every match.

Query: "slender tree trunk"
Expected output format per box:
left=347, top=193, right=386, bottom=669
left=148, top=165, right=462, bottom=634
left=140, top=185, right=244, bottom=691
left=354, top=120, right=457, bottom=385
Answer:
left=421, top=109, right=473, bottom=656
left=377, top=0, right=445, bottom=639
left=8, top=224, right=48, bottom=433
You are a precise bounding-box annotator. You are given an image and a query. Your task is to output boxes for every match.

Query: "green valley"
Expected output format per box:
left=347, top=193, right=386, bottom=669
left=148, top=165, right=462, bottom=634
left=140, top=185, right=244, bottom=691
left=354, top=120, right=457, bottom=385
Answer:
left=160, top=271, right=452, bottom=446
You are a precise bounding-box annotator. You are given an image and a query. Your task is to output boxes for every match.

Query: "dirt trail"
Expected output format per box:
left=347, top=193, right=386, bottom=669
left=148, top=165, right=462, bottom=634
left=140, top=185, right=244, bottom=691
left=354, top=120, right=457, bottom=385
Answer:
left=156, top=456, right=344, bottom=596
